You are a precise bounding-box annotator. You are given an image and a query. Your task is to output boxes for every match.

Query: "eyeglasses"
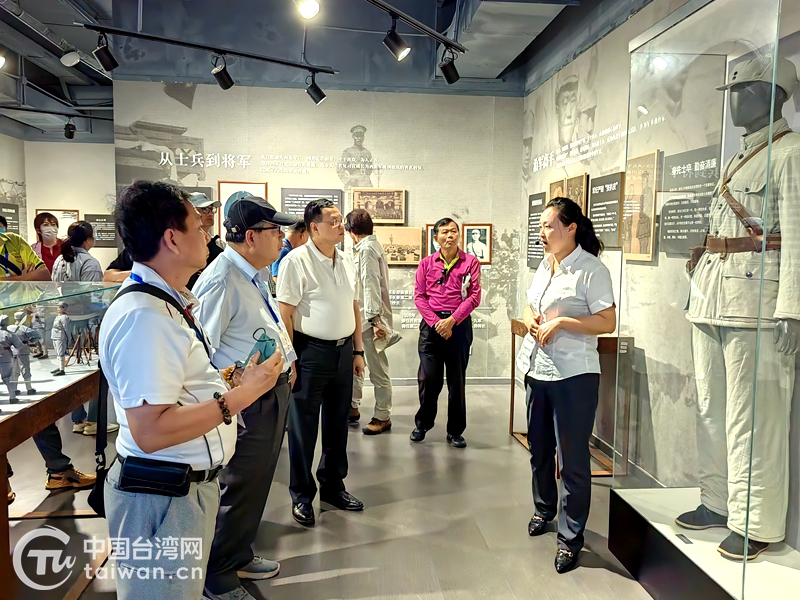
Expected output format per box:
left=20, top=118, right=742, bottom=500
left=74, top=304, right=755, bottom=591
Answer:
left=198, top=206, right=217, bottom=214
left=251, top=225, right=284, bottom=234
left=319, top=218, right=343, bottom=227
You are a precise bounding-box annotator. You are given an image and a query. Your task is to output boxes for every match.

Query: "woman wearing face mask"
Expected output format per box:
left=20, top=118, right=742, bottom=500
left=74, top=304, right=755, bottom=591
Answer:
left=515, top=197, right=616, bottom=575
left=31, top=213, right=62, bottom=272
left=51, top=221, right=102, bottom=283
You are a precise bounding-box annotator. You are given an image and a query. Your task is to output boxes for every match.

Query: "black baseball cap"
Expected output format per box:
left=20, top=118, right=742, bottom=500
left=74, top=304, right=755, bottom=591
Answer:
left=224, top=197, right=298, bottom=234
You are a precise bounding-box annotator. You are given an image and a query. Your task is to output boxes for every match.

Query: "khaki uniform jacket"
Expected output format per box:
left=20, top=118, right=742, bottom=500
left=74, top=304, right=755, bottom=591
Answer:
left=687, top=118, right=800, bottom=328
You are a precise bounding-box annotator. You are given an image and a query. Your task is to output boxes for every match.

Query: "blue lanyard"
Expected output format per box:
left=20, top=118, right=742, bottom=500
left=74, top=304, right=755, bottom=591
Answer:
left=129, top=273, right=144, bottom=284
left=128, top=273, right=207, bottom=347
left=251, top=278, right=281, bottom=324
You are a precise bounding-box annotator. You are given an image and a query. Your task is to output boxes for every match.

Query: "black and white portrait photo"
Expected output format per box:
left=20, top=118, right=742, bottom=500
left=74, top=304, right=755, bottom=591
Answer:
left=426, top=224, right=441, bottom=257
left=463, top=224, right=492, bottom=265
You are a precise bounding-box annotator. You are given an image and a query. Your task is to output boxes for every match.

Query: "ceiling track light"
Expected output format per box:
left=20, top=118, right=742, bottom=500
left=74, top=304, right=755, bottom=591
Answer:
left=211, top=55, right=235, bottom=90
left=0, top=55, right=5, bottom=70
left=295, top=0, right=320, bottom=19
left=64, top=119, right=76, bottom=139
left=306, top=73, right=326, bottom=104
left=439, top=48, right=459, bottom=85
left=383, top=17, right=411, bottom=62
left=92, top=33, right=118, bottom=72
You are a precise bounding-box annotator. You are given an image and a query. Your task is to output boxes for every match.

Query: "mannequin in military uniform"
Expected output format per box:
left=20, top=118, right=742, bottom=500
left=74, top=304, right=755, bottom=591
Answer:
left=338, top=125, right=374, bottom=189
left=51, top=302, right=70, bottom=377
left=0, top=315, right=23, bottom=399
left=677, top=56, right=800, bottom=561
left=9, top=311, right=40, bottom=397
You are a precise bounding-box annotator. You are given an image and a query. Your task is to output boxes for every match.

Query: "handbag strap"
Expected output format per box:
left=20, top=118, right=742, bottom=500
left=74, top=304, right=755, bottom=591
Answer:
left=0, top=253, right=22, bottom=277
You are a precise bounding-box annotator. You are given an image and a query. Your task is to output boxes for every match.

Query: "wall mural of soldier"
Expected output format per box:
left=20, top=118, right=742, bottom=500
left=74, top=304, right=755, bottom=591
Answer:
left=338, top=125, right=375, bottom=189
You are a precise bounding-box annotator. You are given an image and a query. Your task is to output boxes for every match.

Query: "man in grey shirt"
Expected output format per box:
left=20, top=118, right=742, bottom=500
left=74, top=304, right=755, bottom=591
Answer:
left=345, top=209, right=395, bottom=434
left=194, top=197, right=298, bottom=600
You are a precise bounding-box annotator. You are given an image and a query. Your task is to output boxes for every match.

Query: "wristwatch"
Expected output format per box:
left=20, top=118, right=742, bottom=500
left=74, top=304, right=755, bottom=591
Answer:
left=353, top=350, right=365, bottom=357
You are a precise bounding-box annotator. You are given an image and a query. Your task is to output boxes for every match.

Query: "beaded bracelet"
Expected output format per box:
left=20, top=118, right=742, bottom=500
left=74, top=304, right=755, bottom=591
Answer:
left=213, top=392, right=232, bottom=425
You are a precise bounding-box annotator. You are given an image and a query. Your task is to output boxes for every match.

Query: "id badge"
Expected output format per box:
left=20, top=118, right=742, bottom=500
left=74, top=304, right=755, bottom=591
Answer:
left=277, top=324, right=297, bottom=363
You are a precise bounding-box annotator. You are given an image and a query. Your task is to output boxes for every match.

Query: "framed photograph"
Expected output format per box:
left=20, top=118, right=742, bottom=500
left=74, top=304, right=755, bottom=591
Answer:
left=463, top=224, right=492, bottom=265
left=425, top=223, right=441, bottom=257
left=566, top=173, right=588, bottom=213
left=374, top=226, right=422, bottom=266
left=217, top=181, right=268, bottom=237
left=35, top=209, right=80, bottom=238
left=549, top=179, right=566, bottom=200
left=352, top=188, right=406, bottom=224
left=623, top=151, right=659, bottom=261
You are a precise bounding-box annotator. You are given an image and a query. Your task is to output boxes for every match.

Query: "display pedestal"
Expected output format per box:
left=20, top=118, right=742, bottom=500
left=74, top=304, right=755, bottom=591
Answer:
left=609, top=488, right=800, bottom=600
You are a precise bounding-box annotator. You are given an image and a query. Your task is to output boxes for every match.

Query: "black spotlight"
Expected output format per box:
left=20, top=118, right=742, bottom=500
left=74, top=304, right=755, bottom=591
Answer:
left=211, top=55, right=235, bottom=90
left=439, top=49, right=460, bottom=84
left=383, top=18, right=411, bottom=61
left=306, top=73, right=326, bottom=105
left=64, top=121, right=76, bottom=140
left=92, top=33, right=118, bottom=72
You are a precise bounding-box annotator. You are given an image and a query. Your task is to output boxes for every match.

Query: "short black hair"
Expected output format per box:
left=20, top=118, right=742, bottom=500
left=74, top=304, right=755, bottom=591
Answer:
left=288, top=220, right=307, bottom=234
left=0, top=216, right=7, bottom=229
left=115, top=181, right=191, bottom=262
left=304, top=198, right=336, bottom=231
left=433, top=218, right=458, bottom=235
left=344, top=209, right=374, bottom=236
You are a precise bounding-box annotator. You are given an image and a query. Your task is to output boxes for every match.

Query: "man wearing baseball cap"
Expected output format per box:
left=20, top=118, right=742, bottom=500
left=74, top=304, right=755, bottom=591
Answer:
left=188, top=191, right=224, bottom=289
left=193, top=197, right=299, bottom=599
left=679, top=55, right=800, bottom=561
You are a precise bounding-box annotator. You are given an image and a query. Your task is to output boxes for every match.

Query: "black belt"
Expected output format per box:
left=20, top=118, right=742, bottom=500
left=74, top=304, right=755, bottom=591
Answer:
left=189, top=465, right=223, bottom=483
left=295, top=331, right=352, bottom=347
left=435, top=311, right=453, bottom=318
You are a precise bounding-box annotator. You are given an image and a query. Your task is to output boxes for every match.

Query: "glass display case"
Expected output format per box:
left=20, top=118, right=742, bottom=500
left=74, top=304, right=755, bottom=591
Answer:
left=0, top=281, right=120, bottom=420
left=608, top=0, right=800, bottom=598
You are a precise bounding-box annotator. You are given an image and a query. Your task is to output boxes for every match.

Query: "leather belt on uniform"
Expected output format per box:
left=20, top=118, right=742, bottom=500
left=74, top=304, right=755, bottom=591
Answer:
left=294, top=331, right=352, bottom=347
left=706, top=234, right=781, bottom=255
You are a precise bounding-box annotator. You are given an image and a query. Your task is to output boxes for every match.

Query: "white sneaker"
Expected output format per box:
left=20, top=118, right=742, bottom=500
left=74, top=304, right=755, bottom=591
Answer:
left=236, top=556, right=280, bottom=580
left=82, top=423, right=120, bottom=436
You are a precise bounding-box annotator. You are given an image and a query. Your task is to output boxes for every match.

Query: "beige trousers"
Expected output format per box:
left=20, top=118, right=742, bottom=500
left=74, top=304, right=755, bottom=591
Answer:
left=692, top=324, right=795, bottom=542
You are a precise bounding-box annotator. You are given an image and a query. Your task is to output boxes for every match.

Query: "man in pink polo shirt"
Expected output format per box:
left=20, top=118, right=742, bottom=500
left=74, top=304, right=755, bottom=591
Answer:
left=412, top=218, right=482, bottom=448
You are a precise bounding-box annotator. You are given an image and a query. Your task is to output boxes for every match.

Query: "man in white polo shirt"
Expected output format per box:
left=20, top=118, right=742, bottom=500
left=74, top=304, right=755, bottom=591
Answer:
left=99, top=181, right=283, bottom=600
left=193, top=197, right=298, bottom=600
left=277, top=198, right=366, bottom=527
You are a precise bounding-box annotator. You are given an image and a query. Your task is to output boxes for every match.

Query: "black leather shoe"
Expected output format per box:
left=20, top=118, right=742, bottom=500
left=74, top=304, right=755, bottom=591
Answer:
left=446, top=434, right=467, bottom=448
left=292, top=502, right=315, bottom=527
left=320, top=490, right=364, bottom=512
left=717, top=532, right=769, bottom=561
left=554, top=549, right=578, bottom=574
left=410, top=427, right=427, bottom=442
left=528, top=514, right=549, bottom=536
left=676, top=505, right=727, bottom=530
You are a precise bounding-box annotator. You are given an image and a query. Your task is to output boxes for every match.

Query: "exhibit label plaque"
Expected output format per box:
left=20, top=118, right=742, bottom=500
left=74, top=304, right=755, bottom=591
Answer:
left=85, top=214, right=117, bottom=248
left=527, top=192, right=546, bottom=268
left=588, top=172, right=623, bottom=248
left=281, top=188, right=343, bottom=217
left=660, top=144, right=720, bottom=256
left=0, top=203, right=20, bottom=234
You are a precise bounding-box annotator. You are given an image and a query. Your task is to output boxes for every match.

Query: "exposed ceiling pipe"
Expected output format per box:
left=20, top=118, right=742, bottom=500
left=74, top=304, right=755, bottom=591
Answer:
left=0, top=0, right=111, bottom=83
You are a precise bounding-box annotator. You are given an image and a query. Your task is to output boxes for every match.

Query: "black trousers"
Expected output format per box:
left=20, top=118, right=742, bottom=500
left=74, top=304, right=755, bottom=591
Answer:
left=205, top=378, right=292, bottom=594
left=288, top=333, right=353, bottom=504
left=526, top=373, right=599, bottom=553
left=415, top=315, right=472, bottom=436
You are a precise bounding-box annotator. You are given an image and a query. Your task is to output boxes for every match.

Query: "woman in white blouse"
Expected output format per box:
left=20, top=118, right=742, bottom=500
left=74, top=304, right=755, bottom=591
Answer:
left=516, top=197, right=616, bottom=574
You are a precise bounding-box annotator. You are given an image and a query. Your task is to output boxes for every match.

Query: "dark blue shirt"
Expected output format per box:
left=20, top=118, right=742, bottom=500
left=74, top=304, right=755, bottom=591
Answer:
left=270, top=238, right=293, bottom=277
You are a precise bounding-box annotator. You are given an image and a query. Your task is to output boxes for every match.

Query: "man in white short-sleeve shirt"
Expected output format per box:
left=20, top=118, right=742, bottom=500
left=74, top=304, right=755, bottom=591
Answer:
left=193, top=197, right=299, bottom=596
left=276, top=198, right=366, bottom=527
left=99, top=181, right=282, bottom=600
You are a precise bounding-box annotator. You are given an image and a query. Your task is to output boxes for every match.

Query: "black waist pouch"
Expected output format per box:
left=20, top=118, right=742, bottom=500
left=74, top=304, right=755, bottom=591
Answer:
left=117, top=456, right=191, bottom=498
